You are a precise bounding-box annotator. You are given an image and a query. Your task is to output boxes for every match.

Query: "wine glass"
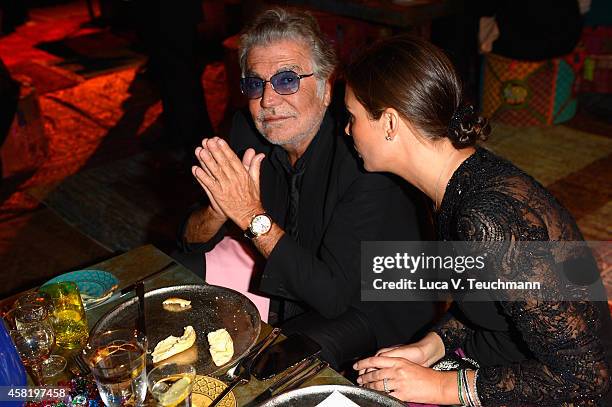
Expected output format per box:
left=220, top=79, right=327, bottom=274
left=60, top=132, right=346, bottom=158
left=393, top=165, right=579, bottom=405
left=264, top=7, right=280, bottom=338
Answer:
left=14, top=291, right=54, bottom=315
left=14, top=291, right=67, bottom=377
left=8, top=320, right=55, bottom=385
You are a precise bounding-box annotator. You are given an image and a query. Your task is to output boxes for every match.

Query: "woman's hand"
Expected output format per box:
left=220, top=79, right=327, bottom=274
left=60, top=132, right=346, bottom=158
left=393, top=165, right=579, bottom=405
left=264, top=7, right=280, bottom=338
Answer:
left=380, top=332, right=446, bottom=367
left=358, top=332, right=445, bottom=376
left=357, top=344, right=422, bottom=376
left=354, top=356, right=458, bottom=405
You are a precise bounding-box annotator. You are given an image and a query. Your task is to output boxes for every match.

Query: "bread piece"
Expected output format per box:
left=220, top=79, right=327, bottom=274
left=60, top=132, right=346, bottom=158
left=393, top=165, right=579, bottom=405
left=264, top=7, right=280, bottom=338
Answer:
left=152, top=326, right=197, bottom=363
left=154, top=345, right=198, bottom=366
left=207, top=328, right=234, bottom=366
left=162, top=297, right=192, bottom=312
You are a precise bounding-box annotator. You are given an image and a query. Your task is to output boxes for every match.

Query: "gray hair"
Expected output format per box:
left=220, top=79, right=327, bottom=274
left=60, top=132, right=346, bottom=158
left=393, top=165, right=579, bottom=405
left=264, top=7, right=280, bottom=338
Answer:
left=239, top=8, right=337, bottom=82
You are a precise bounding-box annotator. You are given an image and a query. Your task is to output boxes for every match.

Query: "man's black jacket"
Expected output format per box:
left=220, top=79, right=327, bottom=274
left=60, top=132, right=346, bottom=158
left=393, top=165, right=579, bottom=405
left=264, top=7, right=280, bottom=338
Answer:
left=181, top=109, right=436, bottom=347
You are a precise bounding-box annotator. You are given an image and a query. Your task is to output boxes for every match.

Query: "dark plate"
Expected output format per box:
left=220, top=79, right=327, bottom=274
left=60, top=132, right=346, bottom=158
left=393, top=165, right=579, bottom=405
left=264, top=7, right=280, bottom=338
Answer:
left=91, top=284, right=261, bottom=376
left=256, top=385, right=405, bottom=407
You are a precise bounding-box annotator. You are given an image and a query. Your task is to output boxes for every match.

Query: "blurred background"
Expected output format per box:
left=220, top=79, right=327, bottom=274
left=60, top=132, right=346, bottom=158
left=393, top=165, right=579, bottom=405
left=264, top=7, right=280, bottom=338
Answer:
left=0, top=0, right=610, bottom=298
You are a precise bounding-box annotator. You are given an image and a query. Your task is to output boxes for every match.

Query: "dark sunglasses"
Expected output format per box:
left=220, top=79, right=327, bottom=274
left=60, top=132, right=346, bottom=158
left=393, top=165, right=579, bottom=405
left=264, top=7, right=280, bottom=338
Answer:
left=240, top=71, right=314, bottom=99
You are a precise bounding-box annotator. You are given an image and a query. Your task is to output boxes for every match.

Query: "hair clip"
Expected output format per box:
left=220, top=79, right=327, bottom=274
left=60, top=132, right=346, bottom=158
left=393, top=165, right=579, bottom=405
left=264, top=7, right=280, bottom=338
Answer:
left=448, top=104, right=475, bottom=137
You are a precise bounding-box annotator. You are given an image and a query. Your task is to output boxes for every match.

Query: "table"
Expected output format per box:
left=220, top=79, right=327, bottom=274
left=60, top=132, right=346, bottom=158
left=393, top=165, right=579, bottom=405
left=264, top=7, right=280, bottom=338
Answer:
left=21, top=245, right=351, bottom=406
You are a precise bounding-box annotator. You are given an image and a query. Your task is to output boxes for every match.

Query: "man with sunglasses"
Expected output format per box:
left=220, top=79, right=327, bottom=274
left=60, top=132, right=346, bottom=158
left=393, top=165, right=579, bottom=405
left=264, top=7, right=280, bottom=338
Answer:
left=180, top=8, right=435, bottom=370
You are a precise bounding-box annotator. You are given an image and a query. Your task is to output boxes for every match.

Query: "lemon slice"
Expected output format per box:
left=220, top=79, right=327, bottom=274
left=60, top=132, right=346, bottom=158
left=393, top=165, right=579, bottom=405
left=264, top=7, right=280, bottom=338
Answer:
left=158, top=377, right=192, bottom=407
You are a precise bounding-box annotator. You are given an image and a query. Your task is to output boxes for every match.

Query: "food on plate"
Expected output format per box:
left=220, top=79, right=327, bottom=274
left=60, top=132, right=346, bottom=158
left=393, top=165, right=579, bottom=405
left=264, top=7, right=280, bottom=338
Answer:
left=156, top=344, right=198, bottom=366
left=162, top=297, right=192, bottom=312
left=152, top=326, right=197, bottom=363
left=207, top=328, right=234, bottom=366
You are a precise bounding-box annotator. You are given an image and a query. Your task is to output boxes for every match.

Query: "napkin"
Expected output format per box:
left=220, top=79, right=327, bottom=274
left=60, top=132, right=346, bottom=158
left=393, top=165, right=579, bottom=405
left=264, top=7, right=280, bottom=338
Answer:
left=315, top=390, right=361, bottom=407
left=205, top=236, right=270, bottom=322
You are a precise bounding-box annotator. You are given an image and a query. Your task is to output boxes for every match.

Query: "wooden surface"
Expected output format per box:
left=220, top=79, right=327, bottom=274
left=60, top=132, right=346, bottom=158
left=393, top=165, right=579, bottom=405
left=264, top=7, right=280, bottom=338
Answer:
left=12, top=244, right=350, bottom=406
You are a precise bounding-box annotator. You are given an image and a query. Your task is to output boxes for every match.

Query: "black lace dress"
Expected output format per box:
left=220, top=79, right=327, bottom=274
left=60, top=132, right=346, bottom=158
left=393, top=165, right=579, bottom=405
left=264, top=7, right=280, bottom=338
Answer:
left=433, top=147, right=611, bottom=406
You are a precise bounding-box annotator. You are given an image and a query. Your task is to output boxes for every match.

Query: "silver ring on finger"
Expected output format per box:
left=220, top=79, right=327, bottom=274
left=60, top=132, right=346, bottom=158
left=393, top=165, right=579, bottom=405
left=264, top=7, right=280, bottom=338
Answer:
left=383, top=377, right=391, bottom=393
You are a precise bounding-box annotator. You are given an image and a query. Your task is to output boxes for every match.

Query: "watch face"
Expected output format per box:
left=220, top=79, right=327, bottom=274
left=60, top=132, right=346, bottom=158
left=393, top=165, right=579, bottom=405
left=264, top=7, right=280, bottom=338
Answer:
left=251, top=214, right=272, bottom=236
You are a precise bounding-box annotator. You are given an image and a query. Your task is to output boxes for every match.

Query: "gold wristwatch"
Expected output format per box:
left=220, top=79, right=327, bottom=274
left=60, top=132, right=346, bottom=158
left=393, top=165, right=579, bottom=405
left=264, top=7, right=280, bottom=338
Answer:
left=244, top=213, right=272, bottom=239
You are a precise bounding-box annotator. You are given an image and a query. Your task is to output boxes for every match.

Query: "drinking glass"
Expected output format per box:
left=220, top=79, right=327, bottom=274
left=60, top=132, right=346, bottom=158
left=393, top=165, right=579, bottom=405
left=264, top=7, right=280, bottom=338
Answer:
left=14, top=291, right=54, bottom=315
left=147, top=363, right=196, bottom=407
left=8, top=321, right=54, bottom=385
left=83, top=329, right=148, bottom=407
left=39, top=282, right=89, bottom=349
left=9, top=303, right=48, bottom=331
left=14, top=291, right=67, bottom=377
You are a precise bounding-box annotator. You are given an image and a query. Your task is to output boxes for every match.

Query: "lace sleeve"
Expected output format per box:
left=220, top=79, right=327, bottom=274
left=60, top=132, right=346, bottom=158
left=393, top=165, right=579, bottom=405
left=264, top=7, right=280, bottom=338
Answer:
left=478, top=301, right=609, bottom=406
left=432, top=307, right=473, bottom=355
left=455, top=191, right=610, bottom=406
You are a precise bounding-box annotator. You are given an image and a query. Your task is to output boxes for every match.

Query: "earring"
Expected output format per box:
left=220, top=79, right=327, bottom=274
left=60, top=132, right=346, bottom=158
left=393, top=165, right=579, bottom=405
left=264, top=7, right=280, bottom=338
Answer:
left=385, top=135, right=392, bottom=141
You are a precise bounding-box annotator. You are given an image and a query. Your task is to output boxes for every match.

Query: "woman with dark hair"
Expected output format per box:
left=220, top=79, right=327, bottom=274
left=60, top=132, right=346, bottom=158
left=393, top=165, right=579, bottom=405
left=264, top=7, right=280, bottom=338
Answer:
left=345, top=35, right=611, bottom=406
